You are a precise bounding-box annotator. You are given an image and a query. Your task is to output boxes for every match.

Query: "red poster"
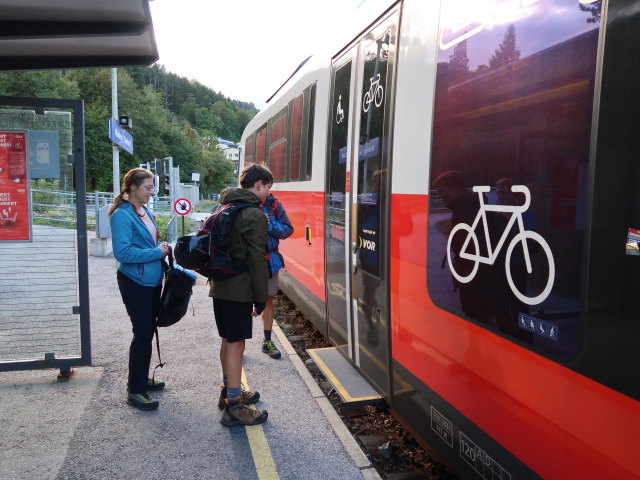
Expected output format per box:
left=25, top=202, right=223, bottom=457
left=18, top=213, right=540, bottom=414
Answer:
left=0, top=131, right=31, bottom=242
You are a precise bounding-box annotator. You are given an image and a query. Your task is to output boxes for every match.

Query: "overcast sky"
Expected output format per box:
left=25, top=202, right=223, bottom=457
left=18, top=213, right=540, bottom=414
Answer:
left=149, top=0, right=359, bottom=110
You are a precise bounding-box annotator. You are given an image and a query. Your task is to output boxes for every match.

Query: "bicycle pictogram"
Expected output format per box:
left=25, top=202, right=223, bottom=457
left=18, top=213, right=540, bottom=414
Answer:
left=363, top=73, right=384, bottom=112
left=446, top=185, right=555, bottom=305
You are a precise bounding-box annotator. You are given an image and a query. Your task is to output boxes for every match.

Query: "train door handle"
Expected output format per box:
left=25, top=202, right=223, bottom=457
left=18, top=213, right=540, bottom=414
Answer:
left=305, top=225, right=312, bottom=246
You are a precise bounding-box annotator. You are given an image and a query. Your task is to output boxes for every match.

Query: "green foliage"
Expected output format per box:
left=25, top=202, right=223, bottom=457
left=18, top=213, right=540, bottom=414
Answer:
left=154, top=214, right=170, bottom=242
left=125, top=65, right=258, bottom=141
left=0, top=65, right=257, bottom=195
left=0, top=70, right=80, bottom=98
left=154, top=213, right=197, bottom=241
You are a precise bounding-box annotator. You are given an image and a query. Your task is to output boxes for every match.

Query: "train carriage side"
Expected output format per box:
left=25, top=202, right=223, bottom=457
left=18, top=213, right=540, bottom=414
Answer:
left=240, top=57, right=332, bottom=332
left=240, top=0, right=640, bottom=478
left=390, top=0, right=640, bottom=479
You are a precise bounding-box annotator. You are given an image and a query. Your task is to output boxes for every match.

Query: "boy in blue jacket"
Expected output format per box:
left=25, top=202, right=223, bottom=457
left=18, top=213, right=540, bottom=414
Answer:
left=260, top=193, right=293, bottom=359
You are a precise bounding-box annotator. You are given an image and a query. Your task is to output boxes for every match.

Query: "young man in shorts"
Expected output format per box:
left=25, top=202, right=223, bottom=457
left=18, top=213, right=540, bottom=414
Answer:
left=210, top=163, right=272, bottom=426
left=260, top=192, right=294, bottom=359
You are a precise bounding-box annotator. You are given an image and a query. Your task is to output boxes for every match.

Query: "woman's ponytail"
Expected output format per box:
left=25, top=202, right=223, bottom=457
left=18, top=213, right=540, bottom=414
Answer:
left=107, top=167, right=154, bottom=217
left=108, top=191, right=126, bottom=216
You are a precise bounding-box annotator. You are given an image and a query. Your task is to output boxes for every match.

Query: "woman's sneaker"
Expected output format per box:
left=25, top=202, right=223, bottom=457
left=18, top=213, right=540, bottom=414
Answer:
left=262, top=340, right=281, bottom=359
left=126, top=392, right=159, bottom=411
left=217, top=384, right=260, bottom=409
left=146, top=378, right=165, bottom=391
left=221, top=397, right=268, bottom=427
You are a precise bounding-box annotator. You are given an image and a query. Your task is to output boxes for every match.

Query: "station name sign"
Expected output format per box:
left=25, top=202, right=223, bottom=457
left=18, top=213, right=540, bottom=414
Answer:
left=108, top=117, right=133, bottom=154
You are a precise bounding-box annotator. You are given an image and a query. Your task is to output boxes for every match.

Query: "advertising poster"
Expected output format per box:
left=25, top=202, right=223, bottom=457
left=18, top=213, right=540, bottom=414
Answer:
left=0, top=131, right=31, bottom=242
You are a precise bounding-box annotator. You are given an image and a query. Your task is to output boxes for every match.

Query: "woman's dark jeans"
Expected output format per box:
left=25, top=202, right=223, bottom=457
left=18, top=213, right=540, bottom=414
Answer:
left=117, top=271, right=161, bottom=394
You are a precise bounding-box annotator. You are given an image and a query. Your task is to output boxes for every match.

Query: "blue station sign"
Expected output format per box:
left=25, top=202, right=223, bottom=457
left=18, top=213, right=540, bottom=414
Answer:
left=108, top=117, right=133, bottom=154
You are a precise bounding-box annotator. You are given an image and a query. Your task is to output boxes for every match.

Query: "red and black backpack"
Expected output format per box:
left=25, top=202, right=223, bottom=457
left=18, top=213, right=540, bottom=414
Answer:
left=174, top=202, right=257, bottom=280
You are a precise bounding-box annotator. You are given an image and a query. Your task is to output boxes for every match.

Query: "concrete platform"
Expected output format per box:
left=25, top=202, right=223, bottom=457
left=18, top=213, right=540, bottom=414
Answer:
left=0, top=253, right=382, bottom=480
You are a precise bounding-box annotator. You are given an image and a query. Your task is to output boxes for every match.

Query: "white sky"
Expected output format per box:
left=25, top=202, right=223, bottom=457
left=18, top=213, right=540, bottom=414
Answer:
left=149, top=0, right=360, bottom=110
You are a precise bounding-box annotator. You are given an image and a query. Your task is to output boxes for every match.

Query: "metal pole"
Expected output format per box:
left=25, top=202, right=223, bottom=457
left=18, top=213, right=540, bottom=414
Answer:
left=112, top=68, right=120, bottom=195
left=181, top=215, right=185, bottom=236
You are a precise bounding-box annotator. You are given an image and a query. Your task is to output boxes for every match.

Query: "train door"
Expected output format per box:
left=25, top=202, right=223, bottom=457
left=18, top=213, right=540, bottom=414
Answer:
left=326, top=11, right=398, bottom=396
left=326, top=49, right=355, bottom=353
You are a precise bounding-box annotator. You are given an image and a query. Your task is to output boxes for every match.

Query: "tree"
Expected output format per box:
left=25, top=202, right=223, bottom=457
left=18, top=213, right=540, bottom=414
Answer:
left=84, top=103, right=114, bottom=191
left=579, top=0, right=601, bottom=24
left=0, top=64, right=257, bottom=192
left=488, top=25, right=521, bottom=70
left=0, top=70, right=79, bottom=98
left=448, top=40, right=470, bottom=81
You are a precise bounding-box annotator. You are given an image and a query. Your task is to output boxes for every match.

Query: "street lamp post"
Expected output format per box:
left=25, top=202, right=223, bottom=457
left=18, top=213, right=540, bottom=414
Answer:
left=112, top=68, right=120, bottom=195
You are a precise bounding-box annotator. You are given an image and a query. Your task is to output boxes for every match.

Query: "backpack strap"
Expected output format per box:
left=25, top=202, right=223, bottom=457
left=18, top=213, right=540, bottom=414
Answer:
left=153, top=248, right=172, bottom=379
left=152, top=326, right=165, bottom=382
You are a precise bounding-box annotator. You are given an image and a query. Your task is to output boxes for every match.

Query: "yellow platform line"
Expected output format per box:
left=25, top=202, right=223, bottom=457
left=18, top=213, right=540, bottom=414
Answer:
left=241, top=368, right=279, bottom=480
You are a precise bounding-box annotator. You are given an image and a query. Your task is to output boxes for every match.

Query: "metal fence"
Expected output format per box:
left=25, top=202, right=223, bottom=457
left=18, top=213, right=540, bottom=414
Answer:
left=31, top=189, right=173, bottom=228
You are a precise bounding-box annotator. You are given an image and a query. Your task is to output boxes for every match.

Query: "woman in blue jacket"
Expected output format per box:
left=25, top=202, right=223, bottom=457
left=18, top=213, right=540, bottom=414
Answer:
left=109, top=168, right=169, bottom=411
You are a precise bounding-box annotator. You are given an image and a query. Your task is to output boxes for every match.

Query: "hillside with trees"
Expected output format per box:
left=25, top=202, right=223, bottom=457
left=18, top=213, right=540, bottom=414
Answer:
left=0, top=65, right=258, bottom=194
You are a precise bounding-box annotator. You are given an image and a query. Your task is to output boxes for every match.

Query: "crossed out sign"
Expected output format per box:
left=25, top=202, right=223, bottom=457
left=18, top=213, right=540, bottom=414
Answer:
left=173, top=198, right=192, bottom=216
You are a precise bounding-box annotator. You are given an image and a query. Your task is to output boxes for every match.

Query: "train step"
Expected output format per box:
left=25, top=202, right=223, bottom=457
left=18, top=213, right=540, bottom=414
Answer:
left=307, top=347, right=383, bottom=406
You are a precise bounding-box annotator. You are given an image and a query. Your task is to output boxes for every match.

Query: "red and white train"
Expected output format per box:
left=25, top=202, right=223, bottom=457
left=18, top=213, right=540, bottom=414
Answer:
left=240, top=1, right=640, bottom=478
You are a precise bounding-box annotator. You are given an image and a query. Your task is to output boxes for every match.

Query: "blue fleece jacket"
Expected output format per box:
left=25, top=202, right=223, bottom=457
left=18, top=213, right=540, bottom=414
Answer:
left=110, top=202, right=164, bottom=287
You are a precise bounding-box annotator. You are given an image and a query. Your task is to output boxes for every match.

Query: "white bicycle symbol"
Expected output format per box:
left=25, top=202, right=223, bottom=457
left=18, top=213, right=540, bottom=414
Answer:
left=363, top=73, right=384, bottom=112
left=336, top=95, right=344, bottom=124
left=446, top=185, right=555, bottom=306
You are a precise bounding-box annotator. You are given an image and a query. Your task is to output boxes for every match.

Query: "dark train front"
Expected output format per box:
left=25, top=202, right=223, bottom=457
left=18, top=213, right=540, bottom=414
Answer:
left=240, top=0, right=640, bottom=478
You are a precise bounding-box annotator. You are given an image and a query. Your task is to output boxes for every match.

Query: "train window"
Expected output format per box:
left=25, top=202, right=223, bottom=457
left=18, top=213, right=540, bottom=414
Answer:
left=427, top=0, right=601, bottom=359
left=268, top=142, right=286, bottom=182
left=270, top=109, right=287, bottom=143
left=290, top=92, right=303, bottom=181
left=356, top=30, right=391, bottom=278
left=328, top=62, right=351, bottom=227
left=255, top=125, right=266, bottom=166
left=305, top=83, right=316, bottom=180
left=244, top=134, right=255, bottom=164
left=267, top=107, right=287, bottom=182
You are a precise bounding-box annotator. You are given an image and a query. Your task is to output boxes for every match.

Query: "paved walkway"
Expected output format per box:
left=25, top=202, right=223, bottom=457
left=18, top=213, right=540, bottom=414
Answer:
left=0, top=254, right=380, bottom=480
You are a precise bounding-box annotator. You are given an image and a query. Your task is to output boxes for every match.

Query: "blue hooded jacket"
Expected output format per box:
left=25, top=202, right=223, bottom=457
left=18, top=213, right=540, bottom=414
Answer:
left=110, top=202, right=164, bottom=287
left=262, top=194, right=293, bottom=276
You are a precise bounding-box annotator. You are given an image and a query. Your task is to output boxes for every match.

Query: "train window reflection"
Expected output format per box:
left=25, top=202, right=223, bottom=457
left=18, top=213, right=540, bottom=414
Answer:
left=427, top=0, right=601, bottom=359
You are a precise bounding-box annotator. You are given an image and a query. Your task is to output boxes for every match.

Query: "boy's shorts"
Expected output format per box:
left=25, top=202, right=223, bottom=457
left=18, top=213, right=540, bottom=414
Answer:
left=268, top=271, right=279, bottom=297
left=212, top=298, right=253, bottom=342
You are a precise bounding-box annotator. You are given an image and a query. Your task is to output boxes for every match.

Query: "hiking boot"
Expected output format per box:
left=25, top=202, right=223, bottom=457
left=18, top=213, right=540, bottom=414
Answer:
left=126, top=392, right=159, bottom=411
left=221, top=397, right=268, bottom=427
left=217, top=384, right=260, bottom=410
left=262, top=340, right=281, bottom=359
left=147, top=378, right=165, bottom=391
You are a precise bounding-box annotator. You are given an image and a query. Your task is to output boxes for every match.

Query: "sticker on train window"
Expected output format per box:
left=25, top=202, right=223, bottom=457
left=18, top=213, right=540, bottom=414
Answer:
left=625, top=228, right=640, bottom=255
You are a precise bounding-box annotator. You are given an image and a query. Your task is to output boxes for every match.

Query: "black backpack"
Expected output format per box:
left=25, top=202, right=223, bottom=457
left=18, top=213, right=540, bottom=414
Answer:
left=174, top=202, right=257, bottom=280
left=157, top=251, right=195, bottom=327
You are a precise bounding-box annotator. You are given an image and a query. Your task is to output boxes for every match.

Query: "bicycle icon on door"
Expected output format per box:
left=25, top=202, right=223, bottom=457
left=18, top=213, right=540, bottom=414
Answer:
left=363, top=74, right=384, bottom=112
left=446, top=185, right=555, bottom=306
